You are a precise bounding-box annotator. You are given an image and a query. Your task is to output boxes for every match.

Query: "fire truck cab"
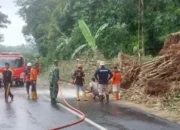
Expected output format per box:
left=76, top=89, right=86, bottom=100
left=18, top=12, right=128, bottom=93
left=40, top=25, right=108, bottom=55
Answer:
left=0, top=52, right=26, bottom=87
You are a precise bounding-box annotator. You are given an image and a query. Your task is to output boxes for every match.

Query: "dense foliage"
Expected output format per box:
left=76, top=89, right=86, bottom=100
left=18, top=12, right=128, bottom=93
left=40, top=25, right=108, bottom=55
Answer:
left=0, top=44, right=39, bottom=63
left=0, top=6, right=10, bottom=42
left=15, top=0, right=180, bottom=62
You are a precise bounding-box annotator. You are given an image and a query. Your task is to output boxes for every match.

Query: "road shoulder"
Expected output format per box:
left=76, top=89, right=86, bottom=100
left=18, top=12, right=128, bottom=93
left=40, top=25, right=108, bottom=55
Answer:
left=114, top=99, right=180, bottom=124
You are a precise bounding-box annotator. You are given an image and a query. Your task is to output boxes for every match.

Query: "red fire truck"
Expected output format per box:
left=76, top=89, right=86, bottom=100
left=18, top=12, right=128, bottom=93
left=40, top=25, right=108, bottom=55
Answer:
left=0, top=52, right=26, bottom=87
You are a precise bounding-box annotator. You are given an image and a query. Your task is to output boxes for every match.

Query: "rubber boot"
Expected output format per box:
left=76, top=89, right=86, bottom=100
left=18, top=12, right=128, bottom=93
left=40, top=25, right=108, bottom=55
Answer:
left=11, top=94, right=14, bottom=101
left=31, top=91, right=37, bottom=100
left=116, top=92, right=119, bottom=100
left=34, top=92, right=38, bottom=99
left=51, top=99, right=56, bottom=104
left=105, top=95, right=109, bottom=104
left=76, top=92, right=80, bottom=101
left=51, top=99, right=53, bottom=104
left=83, top=92, right=88, bottom=101
left=31, top=91, right=35, bottom=100
left=113, top=92, right=116, bottom=99
left=99, top=95, right=103, bottom=104
left=5, top=98, right=8, bottom=103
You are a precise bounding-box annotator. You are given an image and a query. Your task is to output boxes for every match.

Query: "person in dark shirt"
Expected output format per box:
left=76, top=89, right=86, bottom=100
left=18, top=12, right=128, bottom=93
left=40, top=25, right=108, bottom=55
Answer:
left=25, top=62, right=32, bottom=98
left=3, top=63, right=14, bottom=102
left=94, top=61, right=113, bottom=104
left=72, top=64, right=87, bottom=101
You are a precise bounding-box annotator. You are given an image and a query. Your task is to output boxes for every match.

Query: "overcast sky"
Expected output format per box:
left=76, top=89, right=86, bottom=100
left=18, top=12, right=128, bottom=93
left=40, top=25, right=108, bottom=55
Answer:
left=0, top=0, right=26, bottom=46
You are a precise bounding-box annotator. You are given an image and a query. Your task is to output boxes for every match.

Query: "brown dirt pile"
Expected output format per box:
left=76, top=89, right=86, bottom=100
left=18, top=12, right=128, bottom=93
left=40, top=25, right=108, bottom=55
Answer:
left=121, top=32, right=180, bottom=95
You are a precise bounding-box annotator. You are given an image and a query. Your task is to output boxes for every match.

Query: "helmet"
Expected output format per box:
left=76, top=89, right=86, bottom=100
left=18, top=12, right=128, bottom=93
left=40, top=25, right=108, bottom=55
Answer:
left=100, top=61, right=105, bottom=66
left=27, top=63, right=32, bottom=67
left=77, top=64, right=82, bottom=68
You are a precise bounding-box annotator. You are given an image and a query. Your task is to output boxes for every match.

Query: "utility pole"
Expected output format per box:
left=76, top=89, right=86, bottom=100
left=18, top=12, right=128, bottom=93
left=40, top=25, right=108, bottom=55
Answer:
left=138, top=0, right=145, bottom=64
left=141, top=0, right=145, bottom=56
left=137, top=0, right=141, bottom=64
left=138, top=0, right=140, bottom=52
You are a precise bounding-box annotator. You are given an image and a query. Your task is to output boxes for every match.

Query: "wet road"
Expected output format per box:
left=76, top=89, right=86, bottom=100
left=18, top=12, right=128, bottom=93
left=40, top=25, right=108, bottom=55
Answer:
left=0, top=87, right=98, bottom=130
left=0, top=85, right=180, bottom=130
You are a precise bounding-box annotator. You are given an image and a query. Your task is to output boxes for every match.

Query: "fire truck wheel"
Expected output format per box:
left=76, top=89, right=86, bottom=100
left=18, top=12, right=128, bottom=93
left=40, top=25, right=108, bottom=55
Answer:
left=20, top=81, right=24, bottom=86
left=15, top=81, right=19, bottom=86
left=15, top=81, right=24, bottom=87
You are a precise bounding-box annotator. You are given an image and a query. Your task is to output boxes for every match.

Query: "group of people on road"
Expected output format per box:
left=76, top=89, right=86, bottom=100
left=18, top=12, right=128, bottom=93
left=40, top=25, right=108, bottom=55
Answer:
left=89, top=64, right=121, bottom=103
left=49, top=60, right=121, bottom=105
left=2, top=58, right=58, bottom=104
left=2, top=58, right=40, bottom=103
left=2, top=58, right=121, bottom=105
left=91, top=61, right=121, bottom=104
left=24, top=59, right=40, bottom=100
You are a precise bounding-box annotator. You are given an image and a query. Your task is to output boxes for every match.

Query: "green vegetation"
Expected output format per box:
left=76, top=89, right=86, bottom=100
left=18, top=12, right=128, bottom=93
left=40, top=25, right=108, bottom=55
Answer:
left=0, top=6, right=11, bottom=42
left=15, top=0, right=180, bottom=64
left=71, top=20, right=108, bottom=59
left=0, top=6, right=38, bottom=64
left=0, top=44, right=39, bottom=63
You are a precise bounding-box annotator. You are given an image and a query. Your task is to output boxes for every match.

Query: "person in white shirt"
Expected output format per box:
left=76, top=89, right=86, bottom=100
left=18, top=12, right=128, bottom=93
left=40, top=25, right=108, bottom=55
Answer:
left=89, top=78, right=99, bottom=100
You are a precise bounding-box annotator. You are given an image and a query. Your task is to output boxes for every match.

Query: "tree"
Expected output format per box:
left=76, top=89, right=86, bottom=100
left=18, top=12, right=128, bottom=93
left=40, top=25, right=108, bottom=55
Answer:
left=0, top=6, right=11, bottom=42
left=15, top=0, right=180, bottom=61
left=71, top=20, right=108, bottom=59
left=15, top=0, right=59, bottom=56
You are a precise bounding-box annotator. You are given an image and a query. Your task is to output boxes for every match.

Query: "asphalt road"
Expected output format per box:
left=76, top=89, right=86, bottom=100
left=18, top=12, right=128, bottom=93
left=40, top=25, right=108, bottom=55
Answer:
left=0, top=84, right=180, bottom=130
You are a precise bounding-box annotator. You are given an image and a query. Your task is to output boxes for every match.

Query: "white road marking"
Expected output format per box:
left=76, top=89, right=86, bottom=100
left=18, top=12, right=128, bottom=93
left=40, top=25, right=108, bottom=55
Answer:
left=44, top=96, right=107, bottom=130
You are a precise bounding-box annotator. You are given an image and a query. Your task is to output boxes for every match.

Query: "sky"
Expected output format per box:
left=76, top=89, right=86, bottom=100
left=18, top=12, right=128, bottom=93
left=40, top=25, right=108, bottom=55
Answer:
left=0, top=0, right=26, bottom=46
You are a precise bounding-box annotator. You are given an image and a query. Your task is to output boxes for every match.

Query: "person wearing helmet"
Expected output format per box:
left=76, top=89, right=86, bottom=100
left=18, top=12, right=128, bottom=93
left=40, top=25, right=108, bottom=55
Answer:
left=94, top=61, right=113, bottom=104
left=49, top=60, right=60, bottom=104
left=72, top=64, right=87, bottom=101
left=25, top=62, right=32, bottom=98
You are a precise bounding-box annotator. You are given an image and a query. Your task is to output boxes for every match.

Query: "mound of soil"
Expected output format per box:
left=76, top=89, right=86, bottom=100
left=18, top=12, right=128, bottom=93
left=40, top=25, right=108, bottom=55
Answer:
left=120, top=32, right=180, bottom=96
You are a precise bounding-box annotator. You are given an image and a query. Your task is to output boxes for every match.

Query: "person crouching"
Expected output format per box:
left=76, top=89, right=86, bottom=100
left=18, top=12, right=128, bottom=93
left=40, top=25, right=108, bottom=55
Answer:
left=89, top=78, right=99, bottom=100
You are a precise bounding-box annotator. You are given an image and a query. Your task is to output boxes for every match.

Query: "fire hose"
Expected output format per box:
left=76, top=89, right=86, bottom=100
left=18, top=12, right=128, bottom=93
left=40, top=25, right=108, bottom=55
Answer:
left=50, top=79, right=86, bottom=130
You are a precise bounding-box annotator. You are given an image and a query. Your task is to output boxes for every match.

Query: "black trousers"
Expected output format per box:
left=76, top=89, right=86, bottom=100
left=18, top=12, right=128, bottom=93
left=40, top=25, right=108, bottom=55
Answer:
left=4, top=81, right=13, bottom=99
left=31, top=80, right=36, bottom=92
left=26, top=81, right=31, bottom=95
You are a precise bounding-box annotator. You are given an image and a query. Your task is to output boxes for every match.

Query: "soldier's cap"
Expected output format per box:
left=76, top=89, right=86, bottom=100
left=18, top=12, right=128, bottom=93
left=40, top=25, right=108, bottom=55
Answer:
left=53, top=60, right=58, bottom=63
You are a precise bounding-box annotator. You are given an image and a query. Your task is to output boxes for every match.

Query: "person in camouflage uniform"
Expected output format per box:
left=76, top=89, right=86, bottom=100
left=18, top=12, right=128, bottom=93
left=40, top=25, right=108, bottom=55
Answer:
left=49, top=60, right=60, bottom=104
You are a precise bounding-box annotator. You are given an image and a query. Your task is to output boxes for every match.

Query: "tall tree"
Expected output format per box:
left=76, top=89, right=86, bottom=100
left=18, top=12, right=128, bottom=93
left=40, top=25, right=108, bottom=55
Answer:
left=15, top=0, right=180, bottom=60
left=0, top=6, right=11, bottom=42
left=15, top=0, right=59, bottom=56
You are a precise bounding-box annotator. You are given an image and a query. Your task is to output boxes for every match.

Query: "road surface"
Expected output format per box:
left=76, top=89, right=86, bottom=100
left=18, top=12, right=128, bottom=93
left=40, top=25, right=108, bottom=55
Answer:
left=0, top=84, right=180, bottom=130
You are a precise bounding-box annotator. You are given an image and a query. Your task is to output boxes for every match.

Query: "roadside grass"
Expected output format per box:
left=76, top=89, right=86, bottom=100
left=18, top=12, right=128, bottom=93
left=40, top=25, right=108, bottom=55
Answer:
left=141, top=55, right=154, bottom=63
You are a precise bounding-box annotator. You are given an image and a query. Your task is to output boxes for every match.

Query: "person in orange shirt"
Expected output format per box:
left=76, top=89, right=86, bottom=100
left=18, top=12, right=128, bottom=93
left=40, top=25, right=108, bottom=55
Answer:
left=112, top=66, right=121, bottom=100
left=30, top=59, right=40, bottom=100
